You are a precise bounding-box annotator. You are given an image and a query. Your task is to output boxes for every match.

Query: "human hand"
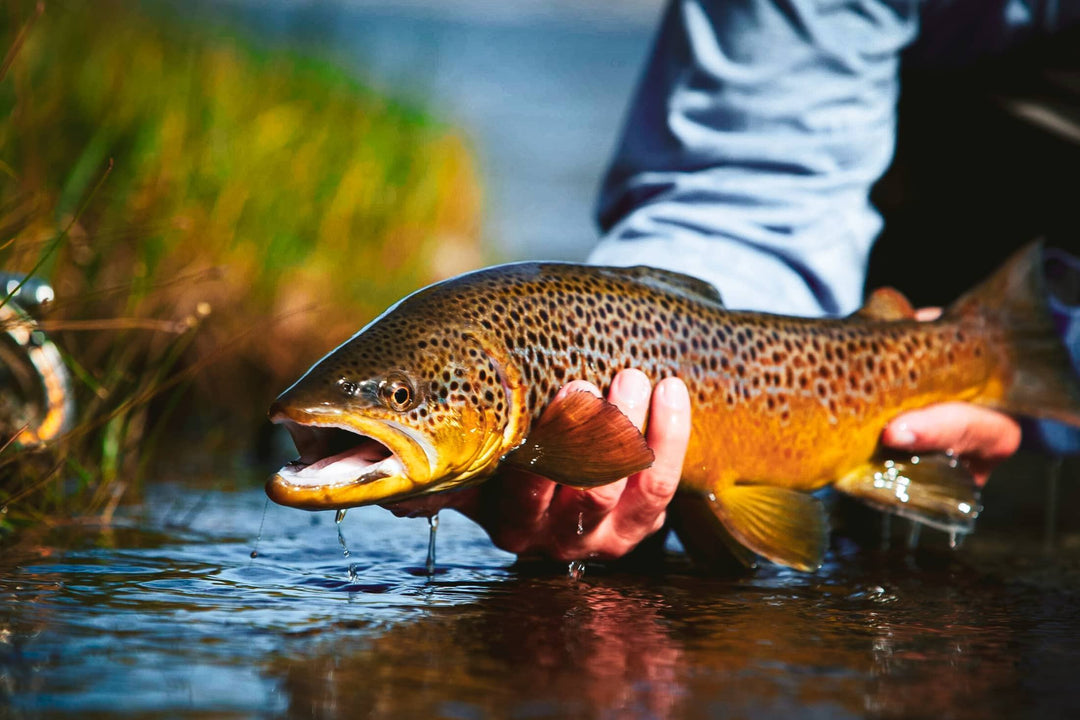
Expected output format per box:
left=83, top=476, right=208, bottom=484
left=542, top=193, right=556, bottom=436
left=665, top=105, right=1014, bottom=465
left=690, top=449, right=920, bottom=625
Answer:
left=387, top=369, right=692, bottom=561
left=880, top=307, right=1022, bottom=486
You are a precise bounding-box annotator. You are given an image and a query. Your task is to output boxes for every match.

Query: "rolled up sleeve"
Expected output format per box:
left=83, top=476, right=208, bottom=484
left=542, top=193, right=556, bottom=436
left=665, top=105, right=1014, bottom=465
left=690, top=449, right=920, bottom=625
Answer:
left=591, top=0, right=919, bottom=316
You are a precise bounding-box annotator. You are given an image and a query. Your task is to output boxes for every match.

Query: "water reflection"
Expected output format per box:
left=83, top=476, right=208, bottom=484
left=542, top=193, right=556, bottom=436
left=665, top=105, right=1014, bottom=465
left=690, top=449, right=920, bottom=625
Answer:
left=266, top=551, right=1065, bottom=720
left=3, top=486, right=1080, bottom=718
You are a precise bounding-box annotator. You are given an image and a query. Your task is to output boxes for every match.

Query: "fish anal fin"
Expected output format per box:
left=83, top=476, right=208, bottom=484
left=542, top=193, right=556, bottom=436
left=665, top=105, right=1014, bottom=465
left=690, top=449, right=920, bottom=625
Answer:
left=710, top=484, right=828, bottom=572
left=855, top=287, right=916, bottom=321
left=503, top=390, right=654, bottom=487
left=834, top=452, right=980, bottom=535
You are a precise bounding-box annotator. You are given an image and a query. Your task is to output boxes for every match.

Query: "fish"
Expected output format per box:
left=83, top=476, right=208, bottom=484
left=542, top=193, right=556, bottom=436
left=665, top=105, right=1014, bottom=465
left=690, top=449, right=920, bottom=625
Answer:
left=266, top=242, right=1080, bottom=571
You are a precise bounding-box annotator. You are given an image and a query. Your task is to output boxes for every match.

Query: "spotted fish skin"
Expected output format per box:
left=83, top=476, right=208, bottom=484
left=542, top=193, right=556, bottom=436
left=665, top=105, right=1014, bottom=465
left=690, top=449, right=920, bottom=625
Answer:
left=268, top=242, right=1080, bottom=570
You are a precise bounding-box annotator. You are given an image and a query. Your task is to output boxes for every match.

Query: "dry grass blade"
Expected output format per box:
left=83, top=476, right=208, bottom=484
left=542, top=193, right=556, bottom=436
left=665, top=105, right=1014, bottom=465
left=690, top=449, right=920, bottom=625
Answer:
left=0, top=0, right=40, bottom=83
left=0, top=0, right=484, bottom=532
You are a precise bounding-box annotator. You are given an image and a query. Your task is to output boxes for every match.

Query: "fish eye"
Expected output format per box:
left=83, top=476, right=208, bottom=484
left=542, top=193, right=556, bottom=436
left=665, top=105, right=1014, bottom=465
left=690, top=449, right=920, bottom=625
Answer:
left=380, top=376, right=415, bottom=411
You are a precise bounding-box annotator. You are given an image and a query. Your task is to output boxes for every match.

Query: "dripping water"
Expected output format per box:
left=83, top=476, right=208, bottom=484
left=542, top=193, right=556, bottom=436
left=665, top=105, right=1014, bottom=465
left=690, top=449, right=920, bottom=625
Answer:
left=426, top=513, right=439, bottom=576
left=336, top=508, right=350, bottom=559
left=567, top=560, right=585, bottom=580
left=249, top=498, right=270, bottom=559
left=948, top=530, right=964, bottom=550
left=576, top=511, right=584, bottom=536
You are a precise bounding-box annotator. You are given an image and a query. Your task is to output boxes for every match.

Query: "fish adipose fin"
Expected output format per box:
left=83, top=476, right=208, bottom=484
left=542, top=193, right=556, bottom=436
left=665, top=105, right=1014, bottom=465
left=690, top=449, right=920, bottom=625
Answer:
left=707, top=484, right=828, bottom=572
left=951, top=241, right=1080, bottom=426
left=834, top=452, right=980, bottom=535
left=855, top=287, right=916, bottom=321
left=504, top=390, right=655, bottom=487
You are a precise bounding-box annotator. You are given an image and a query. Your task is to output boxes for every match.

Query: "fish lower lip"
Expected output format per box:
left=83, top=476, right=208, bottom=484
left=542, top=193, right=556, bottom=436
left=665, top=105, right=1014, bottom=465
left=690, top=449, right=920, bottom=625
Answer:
left=275, top=455, right=403, bottom=488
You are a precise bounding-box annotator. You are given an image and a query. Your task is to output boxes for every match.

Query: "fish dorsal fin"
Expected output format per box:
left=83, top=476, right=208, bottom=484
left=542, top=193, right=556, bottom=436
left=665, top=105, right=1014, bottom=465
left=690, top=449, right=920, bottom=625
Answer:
left=608, top=266, right=724, bottom=306
left=709, top=484, right=827, bottom=572
left=503, top=390, right=655, bottom=487
left=834, top=452, right=980, bottom=535
left=855, top=287, right=916, bottom=321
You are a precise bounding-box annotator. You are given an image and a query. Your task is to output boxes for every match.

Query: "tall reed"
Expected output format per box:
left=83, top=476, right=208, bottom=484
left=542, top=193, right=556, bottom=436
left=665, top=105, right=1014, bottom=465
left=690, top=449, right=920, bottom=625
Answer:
left=0, top=0, right=485, bottom=532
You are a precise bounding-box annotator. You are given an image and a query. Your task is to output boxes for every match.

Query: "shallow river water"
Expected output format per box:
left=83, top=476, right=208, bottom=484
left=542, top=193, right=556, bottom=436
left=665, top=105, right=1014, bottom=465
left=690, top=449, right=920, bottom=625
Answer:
left=4, top=477, right=1080, bottom=719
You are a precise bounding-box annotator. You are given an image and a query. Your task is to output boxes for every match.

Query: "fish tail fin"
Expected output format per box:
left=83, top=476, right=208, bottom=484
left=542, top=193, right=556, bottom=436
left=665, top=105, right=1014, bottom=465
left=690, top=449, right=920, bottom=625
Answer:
left=947, top=241, right=1080, bottom=427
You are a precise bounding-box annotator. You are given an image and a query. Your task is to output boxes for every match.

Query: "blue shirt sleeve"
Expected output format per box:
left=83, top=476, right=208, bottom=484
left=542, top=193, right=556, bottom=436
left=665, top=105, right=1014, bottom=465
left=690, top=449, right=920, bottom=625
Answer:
left=590, top=0, right=1077, bottom=317
left=590, top=0, right=918, bottom=317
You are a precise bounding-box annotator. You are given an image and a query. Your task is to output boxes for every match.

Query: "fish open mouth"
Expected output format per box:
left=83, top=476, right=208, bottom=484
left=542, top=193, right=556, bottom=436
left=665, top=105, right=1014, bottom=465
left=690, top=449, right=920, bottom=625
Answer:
left=273, top=421, right=405, bottom=489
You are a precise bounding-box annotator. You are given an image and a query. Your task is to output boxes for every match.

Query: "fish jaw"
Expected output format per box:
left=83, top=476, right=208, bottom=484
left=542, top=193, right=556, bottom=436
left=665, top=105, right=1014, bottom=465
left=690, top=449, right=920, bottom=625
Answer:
left=266, top=404, right=438, bottom=510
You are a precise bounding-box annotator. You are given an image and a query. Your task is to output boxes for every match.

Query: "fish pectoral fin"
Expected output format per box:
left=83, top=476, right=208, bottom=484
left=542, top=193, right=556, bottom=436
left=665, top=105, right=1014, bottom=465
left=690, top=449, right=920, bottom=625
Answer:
left=834, top=452, right=980, bottom=535
left=710, top=484, right=828, bottom=572
left=503, top=390, right=655, bottom=487
left=854, top=287, right=916, bottom=321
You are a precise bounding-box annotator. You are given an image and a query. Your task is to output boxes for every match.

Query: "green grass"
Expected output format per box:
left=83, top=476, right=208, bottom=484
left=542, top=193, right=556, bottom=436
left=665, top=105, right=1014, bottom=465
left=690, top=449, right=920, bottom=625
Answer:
left=0, top=0, right=486, bottom=532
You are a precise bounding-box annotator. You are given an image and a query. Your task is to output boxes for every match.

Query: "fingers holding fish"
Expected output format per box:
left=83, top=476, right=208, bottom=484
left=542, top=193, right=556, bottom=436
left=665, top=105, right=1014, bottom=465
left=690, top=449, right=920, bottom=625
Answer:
left=471, top=371, right=687, bottom=562
left=543, top=373, right=689, bottom=561
left=610, top=377, right=691, bottom=542
left=548, top=370, right=651, bottom=533
left=882, top=402, right=1022, bottom=486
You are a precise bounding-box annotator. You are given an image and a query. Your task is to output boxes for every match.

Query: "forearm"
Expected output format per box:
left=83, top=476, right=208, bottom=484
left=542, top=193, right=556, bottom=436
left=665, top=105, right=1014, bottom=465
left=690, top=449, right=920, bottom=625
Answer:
left=591, top=0, right=918, bottom=317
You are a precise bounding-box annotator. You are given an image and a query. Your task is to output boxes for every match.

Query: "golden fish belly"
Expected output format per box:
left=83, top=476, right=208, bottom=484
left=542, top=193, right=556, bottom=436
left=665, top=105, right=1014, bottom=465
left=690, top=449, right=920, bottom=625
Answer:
left=659, top=318, right=1002, bottom=495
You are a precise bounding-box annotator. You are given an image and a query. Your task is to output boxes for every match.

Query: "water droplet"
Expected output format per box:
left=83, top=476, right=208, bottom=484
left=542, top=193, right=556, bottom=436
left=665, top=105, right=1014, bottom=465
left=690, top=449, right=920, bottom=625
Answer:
left=567, top=560, right=585, bottom=580
left=335, top=508, right=347, bottom=524
left=948, top=531, right=959, bottom=549
left=426, top=513, right=439, bottom=576
left=348, top=563, right=361, bottom=583
left=249, top=497, right=269, bottom=561
left=337, top=518, right=351, bottom=559
left=576, top=511, right=584, bottom=536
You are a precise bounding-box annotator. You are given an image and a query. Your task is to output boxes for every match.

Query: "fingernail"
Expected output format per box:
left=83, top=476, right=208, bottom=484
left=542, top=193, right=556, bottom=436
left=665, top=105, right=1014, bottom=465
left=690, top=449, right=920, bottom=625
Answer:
left=560, top=379, right=600, bottom=399
left=889, top=423, right=917, bottom=447
left=655, top=378, right=689, bottom=411
left=612, top=369, right=650, bottom=408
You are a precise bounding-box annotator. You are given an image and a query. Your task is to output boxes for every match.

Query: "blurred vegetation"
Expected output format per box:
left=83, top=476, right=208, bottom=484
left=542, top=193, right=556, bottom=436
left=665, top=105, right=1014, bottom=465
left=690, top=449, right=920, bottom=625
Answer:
left=0, top=0, right=485, bottom=532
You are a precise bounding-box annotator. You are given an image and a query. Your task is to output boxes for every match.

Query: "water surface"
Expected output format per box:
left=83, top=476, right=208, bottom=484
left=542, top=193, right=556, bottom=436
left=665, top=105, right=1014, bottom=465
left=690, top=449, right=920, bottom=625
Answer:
left=4, top=481, right=1080, bottom=719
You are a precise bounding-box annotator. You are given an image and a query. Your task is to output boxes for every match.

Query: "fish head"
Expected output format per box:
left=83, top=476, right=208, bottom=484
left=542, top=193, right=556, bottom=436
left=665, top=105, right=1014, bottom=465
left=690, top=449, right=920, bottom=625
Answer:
left=266, top=310, right=514, bottom=511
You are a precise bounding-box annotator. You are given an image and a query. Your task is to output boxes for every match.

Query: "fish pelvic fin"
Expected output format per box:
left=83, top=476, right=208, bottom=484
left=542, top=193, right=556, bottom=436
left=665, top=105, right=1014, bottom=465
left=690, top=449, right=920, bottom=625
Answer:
left=835, top=452, right=980, bottom=536
left=707, top=484, right=828, bottom=572
left=667, top=493, right=760, bottom=573
left=503, top=390, right=655, bottom=487
left=948, top=240, right=1080, bottom=427
left=855, top=287, right=916, bottom=321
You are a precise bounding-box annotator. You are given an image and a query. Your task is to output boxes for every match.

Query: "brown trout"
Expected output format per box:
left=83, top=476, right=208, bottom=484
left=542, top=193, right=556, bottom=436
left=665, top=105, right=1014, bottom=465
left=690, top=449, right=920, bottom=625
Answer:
left=267, top=242, right=1080, bottom=570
